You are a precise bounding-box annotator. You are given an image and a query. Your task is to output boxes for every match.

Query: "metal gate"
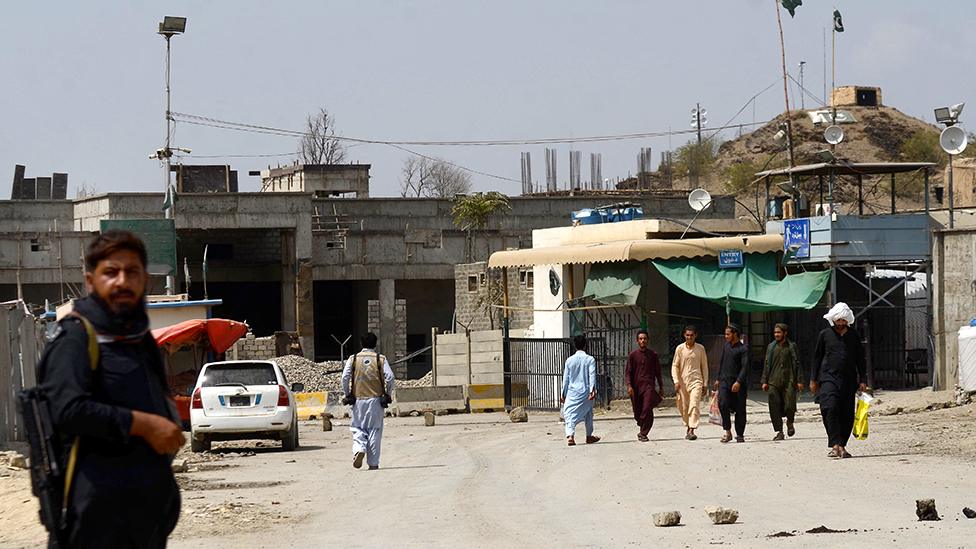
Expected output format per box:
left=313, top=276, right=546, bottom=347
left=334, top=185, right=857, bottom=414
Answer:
left=581, top=306, right=641, bottom=401
left=503, top=337, right=611, bottom=411
left=786, top=305, right=914, bottom=389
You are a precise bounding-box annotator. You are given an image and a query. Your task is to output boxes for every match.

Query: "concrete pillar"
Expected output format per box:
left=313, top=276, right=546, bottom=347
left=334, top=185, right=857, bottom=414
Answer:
left=294, top=211, right=315, bottom=360
left=379, top=279, right=396, bottom=358
left=296, top=259, right=314, bottom=359
left=281, top=231, right=296, bottom=332
left=644, top=266, right=670, bottom=361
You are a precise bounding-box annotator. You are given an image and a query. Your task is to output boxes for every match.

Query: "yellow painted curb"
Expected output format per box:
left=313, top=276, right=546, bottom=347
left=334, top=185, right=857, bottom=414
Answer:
left=295, top=391, right=327, bottom=420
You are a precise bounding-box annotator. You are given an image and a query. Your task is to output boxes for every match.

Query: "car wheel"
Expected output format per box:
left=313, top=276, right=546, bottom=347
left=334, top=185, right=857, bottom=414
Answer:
left=190, top=435, right=211, bottom=453
left=282, top=418, right=299, bottom=451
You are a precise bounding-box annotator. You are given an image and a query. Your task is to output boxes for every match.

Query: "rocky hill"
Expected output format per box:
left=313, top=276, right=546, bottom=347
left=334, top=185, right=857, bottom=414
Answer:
left=715, top=105, right=940, bottom=172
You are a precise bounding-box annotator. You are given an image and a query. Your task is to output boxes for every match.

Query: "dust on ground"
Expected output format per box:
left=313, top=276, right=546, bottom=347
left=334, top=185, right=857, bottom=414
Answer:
left=3, top=388, right=976, bottom=548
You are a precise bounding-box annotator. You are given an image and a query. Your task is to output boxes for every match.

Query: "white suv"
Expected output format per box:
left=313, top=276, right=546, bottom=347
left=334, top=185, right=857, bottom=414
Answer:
left=189, top=360, right=303, bottom=452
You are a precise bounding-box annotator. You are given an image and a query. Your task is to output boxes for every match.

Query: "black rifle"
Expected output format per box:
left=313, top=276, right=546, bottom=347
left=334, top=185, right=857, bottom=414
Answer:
left=16, top=313, right=100, bottom=547
left=17, top=387, right=69, bottom=546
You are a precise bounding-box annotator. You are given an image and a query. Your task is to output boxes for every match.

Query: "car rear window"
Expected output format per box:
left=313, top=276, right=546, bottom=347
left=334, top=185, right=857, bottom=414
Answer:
left=202, top=363, right=278, bottom=387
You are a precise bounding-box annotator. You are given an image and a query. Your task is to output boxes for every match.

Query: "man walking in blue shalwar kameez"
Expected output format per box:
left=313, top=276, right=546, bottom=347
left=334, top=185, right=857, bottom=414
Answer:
left=560, top=335, right=601, bottom=446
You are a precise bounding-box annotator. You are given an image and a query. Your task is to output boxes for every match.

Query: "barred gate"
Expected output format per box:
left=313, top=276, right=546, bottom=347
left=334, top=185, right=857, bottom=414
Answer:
left=503, top=337, right=610, bottom=411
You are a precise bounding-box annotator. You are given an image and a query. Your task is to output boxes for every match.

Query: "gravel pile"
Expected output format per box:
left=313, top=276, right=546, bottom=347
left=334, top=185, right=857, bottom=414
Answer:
left=273, top=355, right=434, bottom=392
left=272, top=355, right=342, bottom=393
left=396, top=371, right=433, bottom=389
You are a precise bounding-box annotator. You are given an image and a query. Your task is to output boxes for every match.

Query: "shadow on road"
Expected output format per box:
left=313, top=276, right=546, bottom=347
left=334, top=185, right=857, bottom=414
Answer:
left=376, top=464, right=447, bottom=471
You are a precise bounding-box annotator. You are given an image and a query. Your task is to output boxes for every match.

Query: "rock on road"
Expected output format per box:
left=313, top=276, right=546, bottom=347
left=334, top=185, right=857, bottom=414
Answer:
left=168, top=400, right=976, bottom=549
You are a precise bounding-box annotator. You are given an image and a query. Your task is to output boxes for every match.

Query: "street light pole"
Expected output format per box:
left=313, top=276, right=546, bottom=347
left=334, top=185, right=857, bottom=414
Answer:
left=156, top=16, right=186, bottom=296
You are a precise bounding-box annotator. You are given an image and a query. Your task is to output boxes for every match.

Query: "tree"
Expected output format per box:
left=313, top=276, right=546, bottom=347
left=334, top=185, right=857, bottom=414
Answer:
left=451, top=192, right=511, bottom=261
left=722, top=160, right=761, bottom=195
left=900, top=130, right=944, bottom=167
left=672, top=139, right=720, bottom=181
left=298, top=108, right=346, bottom=164
left=400, top=157, right=472, bottom=197
left=75, top=181, right=99, bottom=198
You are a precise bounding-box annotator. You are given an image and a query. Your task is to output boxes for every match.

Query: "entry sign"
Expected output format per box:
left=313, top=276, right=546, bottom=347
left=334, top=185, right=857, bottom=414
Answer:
left=718, top=249, right=744, bottom=269
left=783, top=218, right=811, bottom=259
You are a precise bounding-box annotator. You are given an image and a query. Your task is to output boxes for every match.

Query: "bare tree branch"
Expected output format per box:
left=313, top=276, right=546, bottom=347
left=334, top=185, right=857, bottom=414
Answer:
left=298, top=108, right=347, bottom=164
left=399, top=156, right=472, bottom=197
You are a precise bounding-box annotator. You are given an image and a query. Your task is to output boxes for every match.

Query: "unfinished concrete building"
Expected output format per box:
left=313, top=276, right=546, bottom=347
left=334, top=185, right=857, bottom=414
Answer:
left=255, top=164, right=370, bottom=197
left=0, top=167, right=738, bottom=377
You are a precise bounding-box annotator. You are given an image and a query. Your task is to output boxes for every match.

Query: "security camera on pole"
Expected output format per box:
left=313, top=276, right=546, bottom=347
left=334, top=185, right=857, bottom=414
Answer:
left=690, top=104, right=707, bottom=185
left=935, top=103, right=968, bottom=229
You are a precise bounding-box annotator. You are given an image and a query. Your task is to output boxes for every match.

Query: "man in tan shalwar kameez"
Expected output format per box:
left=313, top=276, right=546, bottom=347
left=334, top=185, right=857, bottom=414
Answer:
left=671, top=325, right=709, bottom=440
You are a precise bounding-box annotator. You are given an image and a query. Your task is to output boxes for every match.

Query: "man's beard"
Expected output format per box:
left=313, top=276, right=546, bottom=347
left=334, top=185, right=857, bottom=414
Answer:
left=107, top=291, right=143, bottom=316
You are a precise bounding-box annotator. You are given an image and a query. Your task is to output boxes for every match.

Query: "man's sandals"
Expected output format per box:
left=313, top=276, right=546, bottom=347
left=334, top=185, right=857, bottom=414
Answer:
left=568, top=435, right=601, bottom=446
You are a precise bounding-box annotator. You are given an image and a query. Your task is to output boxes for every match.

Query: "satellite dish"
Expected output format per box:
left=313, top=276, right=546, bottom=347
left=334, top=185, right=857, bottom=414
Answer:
left=940, top=126, right=968, bottom=155
left=824, top=125, right=845, bottom=145
left=688, top=188, right=712, bottom=212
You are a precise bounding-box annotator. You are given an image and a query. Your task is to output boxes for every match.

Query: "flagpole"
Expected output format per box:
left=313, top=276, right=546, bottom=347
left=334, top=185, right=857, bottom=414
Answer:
left=823, top=27, right=827, bottom=105
left=774, top=0, right=796, bottom=169
left=831, top=7, right=837, bottom=120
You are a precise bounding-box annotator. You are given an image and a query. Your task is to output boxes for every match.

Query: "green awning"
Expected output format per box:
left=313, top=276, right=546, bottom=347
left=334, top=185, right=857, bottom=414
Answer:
left=584, top=261, right=646, bottom=305
left=652, top=253, right=831, bottom=313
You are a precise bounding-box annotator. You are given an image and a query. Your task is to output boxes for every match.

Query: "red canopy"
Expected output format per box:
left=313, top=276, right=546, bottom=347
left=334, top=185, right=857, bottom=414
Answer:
left=152, top=318, right=249, bottom=354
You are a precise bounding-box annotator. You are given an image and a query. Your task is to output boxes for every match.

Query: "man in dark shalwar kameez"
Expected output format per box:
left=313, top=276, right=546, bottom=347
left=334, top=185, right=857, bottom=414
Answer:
left=810, top=302, right=868, bottom=459
left=625, top=329, right=664, bottom=442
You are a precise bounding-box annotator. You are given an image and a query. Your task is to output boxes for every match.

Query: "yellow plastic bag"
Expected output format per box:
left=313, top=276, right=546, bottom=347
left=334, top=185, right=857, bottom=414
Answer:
left=852, top=392, right=873, bottom=441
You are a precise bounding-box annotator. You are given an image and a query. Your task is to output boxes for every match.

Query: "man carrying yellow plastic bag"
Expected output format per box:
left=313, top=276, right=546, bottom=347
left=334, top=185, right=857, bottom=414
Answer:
left=810, top=302, right=868, bottom=459
left=853, top=392, right=873, bottom=440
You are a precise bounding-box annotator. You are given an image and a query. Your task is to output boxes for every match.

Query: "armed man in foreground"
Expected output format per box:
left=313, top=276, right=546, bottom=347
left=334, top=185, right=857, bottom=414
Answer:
left=36, top=230, right=185, bottom=548
left=341, top=332, right=395, bottom=470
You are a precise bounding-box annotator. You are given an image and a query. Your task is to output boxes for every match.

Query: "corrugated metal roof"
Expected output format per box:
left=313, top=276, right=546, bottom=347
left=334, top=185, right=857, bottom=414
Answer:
left=756, top=162, right=936, bottom=177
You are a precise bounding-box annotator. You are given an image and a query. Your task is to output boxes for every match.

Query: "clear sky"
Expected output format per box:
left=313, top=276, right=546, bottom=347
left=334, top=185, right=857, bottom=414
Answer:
left=2, top=1, right=973, bottom=198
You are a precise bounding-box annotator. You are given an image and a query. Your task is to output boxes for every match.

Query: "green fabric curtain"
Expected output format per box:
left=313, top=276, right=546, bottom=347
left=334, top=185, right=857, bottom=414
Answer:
left=584, top=261, right=646, bottom=306
left=652, top=253, right=831, bottom=313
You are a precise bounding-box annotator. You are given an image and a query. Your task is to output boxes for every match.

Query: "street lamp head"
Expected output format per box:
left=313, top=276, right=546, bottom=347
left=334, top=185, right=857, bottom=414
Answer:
left=935, top=103, right=963, bottom=126
left=158, top=16, right=187, bottom=36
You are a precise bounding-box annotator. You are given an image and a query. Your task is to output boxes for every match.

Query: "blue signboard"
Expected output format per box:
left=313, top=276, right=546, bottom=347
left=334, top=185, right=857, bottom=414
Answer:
left=783, top=218, right=811, bottom=259
left=718, top=249, right=744, bottom=269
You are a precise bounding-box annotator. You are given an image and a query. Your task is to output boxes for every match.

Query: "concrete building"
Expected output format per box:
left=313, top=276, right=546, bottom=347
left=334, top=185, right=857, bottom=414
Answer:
left=931, top=212, right=976, bottom=390
left=831, top=85, right=883, bottom=108
left=0, top=185, right=737, bottom=373
left=256, top=164, right=370, bottom=197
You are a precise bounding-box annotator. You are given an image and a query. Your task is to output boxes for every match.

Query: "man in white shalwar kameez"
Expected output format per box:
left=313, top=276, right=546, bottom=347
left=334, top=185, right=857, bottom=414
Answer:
left=560, top=335, right=600, bottom=446
left=341, top=332, right=395, bottom=470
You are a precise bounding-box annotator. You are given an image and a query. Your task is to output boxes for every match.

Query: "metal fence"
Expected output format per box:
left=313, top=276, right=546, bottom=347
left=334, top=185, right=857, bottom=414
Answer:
left=580, top=306, right=642, bottom=401
left=504, top=336, right=611, bottom=411
left=785, top=304, right=918, bottom=389
left=1, top=301, right=44, bottom=444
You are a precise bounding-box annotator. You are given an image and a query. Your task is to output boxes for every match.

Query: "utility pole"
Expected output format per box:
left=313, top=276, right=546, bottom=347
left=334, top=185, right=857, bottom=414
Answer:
left=691, top=104, right=707, bottom=186
left=798, top=61, right=806, bottom=110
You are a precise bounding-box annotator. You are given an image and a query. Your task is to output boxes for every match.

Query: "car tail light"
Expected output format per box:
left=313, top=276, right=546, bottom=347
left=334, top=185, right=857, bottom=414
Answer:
left=277, top=385, right=289, bottom=407
left=191, top=388, right=203, bottom=409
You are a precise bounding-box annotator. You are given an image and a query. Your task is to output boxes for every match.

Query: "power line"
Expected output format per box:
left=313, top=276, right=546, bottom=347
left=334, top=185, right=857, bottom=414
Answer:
left=171, top=111, right=769, bottom=146
left=173, top=116, right=521, bottom=183
left=787, top=73, right=828, bottom=109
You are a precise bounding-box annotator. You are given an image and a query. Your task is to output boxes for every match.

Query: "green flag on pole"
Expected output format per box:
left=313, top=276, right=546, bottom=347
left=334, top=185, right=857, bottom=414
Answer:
left=833, top=9, right=844, bottom=32
left=781, top=0, right=802, bottom=17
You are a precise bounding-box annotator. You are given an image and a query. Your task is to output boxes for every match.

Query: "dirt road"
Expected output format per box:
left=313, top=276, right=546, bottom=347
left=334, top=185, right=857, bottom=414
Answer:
left=4, top=391, right=976, bottom=548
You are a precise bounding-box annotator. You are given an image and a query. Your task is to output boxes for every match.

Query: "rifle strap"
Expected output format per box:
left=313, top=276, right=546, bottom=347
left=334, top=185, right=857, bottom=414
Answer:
left=62, top=313, right=99, bottom=516
left=349, top=353, right=358, bottom=397
left=376, top=355, right=389, bottom=399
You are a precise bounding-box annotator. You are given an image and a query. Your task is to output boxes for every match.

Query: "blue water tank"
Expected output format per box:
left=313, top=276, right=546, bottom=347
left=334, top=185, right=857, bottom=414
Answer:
left=572, top=209, right=605, bottom=225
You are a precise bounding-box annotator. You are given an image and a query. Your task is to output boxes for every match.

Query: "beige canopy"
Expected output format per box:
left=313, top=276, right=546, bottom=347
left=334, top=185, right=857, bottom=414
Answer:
left=487, top=234, right=784, bottom=268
